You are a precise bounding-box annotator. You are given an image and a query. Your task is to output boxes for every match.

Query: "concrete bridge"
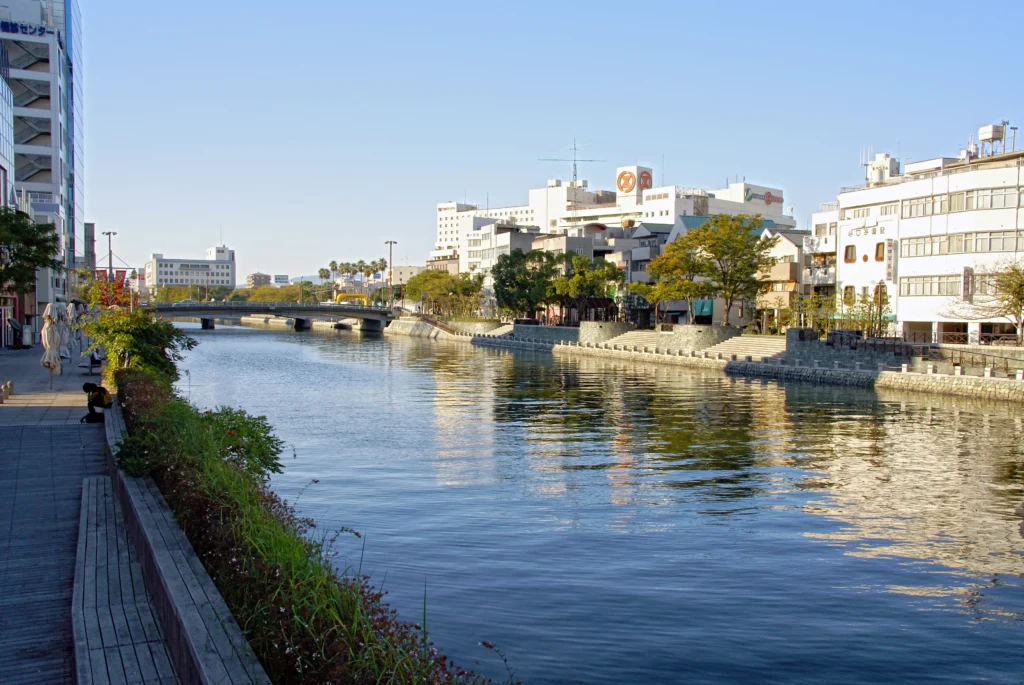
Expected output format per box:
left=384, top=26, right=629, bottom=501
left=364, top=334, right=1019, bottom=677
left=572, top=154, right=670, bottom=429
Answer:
left=143, top=301, right=398, bottom=332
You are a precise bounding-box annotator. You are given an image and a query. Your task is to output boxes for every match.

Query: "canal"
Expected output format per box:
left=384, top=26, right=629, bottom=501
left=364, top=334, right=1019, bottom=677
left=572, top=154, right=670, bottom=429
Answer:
left=175, top=323, right=1024, bottom=684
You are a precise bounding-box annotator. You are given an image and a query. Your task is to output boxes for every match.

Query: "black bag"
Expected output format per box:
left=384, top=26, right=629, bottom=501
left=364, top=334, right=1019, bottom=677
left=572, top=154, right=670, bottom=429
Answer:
left=80, top=413, right=105, bottom=424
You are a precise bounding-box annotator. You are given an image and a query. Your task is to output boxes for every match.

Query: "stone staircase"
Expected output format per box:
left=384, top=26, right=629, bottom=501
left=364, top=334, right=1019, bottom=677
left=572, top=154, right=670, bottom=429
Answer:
left=703, top=335, right=787, bottom=362
left=489, top=324, right=514, bottom=337
left=602, top=330, right=661, bottom=351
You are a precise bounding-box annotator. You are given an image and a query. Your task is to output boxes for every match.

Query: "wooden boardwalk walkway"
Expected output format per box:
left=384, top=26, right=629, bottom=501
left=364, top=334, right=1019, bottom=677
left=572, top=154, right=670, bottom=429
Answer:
left=74, top=477, right=177, bottom=684
left=0, top=423, right=108, bottom=684
left=1, top=349, right=180, bottom=683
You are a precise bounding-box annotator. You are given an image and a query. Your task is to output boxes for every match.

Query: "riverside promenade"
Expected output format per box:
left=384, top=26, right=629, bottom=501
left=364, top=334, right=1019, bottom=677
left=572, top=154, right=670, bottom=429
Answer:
left=0, top=349, right=177, bottom=684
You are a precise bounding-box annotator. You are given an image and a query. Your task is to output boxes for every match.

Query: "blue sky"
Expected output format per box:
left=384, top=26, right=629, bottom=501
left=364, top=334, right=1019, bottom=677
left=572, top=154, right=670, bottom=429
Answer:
left=85, top=0, right=1024, bottom=280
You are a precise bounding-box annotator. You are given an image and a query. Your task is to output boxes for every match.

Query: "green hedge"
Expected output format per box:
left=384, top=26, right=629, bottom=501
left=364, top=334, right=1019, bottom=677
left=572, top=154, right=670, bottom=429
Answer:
left=89, top=309, right=505, bottom=684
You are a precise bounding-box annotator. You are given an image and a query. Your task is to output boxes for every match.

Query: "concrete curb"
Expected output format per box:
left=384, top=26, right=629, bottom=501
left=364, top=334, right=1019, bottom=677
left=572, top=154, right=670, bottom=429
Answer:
left=103, top=399, right=271, bottom=684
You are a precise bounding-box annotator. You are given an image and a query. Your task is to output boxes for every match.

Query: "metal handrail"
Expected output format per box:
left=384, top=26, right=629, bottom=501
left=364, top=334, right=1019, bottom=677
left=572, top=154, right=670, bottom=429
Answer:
left=143, top=301, right=394, bottom=314
left=411, top=312, right=458, bottom=335
left=939, top=347, right=1022, bottom=371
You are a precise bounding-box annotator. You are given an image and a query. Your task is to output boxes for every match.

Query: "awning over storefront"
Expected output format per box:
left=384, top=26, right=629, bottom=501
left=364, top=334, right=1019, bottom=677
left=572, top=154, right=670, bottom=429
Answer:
left=692, top=299, right=713, bottom=317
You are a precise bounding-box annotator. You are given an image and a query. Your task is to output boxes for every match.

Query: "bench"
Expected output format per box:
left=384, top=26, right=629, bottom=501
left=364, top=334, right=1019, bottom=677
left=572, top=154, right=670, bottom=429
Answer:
left=78, top=356, right=105, bottom=376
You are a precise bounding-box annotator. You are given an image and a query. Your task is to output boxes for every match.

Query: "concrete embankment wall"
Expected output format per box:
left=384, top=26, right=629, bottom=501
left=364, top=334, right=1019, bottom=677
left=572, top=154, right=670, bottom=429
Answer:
left=473, top=334, right=1024, bottom=403
left=310, top=319, right=352, bottom=331
left=239, top=315, right=296, bottom=329
left=449, top=320, right=503, bottom=335
left=384, top=319, right=458, bottom=339
left=387, top=318, right=1024, bottom=403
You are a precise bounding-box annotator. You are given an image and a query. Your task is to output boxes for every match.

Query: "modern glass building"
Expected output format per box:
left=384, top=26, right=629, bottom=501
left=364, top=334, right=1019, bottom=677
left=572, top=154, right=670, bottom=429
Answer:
left=63, top=0, right=82, bottom=272
left=0, top=42, right=16, bottom=207
left=0, top=0, right=83, bottom=283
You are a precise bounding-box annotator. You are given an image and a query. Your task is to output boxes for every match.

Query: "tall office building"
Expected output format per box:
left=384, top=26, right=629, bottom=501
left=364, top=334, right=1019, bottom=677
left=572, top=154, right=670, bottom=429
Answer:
left=0, top=0, right=82, bottom=285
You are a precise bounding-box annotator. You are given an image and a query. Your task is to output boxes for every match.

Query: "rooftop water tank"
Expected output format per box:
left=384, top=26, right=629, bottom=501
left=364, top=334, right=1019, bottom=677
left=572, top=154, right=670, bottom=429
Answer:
left=979, top=124, right=1005, bottom=142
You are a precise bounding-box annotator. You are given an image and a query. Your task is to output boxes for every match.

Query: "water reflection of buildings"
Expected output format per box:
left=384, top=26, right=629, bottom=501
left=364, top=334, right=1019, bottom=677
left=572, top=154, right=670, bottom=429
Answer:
left=796, top=388, right=1024, bottom=613
left=407, top=340, right=501, bottom=487
left=417, top=342, right=1024, bottom=601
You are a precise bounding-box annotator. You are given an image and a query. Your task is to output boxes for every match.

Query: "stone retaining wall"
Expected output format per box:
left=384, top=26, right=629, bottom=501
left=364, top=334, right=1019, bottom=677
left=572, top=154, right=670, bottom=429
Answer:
left=511, top=324, right=580, bottom=343
left=389, top=316, right=1024, bottom=403
left=472, top=334, right=1024, bottom=403
left=786, top=340, right=906, bottom=368
left=656, top=324, right=741, bottom=352
left=578, top=321, right=635, bottom=345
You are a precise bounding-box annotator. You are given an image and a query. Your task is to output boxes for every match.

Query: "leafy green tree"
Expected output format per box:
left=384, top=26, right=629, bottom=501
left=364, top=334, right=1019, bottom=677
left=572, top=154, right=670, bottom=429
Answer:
left=631, top=235, right=716, bottom=323
left=685, top=214, right=779, bottom=325
left=450, top=272, right=484, bottom=317
left=328, top=260, right=338, bottom=283
left=85, top=309, right=197, bottom=382
left=155, top=285, right=195, bottom=303
left=318, top=268, right=330, bottom=283
left=405, top=269, right=455, bottom=314
left=0, top=207, right=63, bottom=295
left=550, top=255, right=624, bottom=319
left=492, top=249, right=558, bottom=318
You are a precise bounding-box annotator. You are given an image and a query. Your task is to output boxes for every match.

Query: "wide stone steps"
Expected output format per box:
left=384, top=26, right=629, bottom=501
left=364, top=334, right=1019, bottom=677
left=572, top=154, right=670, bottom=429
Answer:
left=489, top=324, right=514, bottom=337
left=602, top=331, right=661, bottom=350
left=704, top=335, right=787, bottom=361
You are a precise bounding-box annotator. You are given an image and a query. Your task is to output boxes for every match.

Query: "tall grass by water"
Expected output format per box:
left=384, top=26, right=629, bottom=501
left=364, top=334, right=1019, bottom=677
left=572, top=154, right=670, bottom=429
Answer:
left=89, top=309, right=505, bottom=684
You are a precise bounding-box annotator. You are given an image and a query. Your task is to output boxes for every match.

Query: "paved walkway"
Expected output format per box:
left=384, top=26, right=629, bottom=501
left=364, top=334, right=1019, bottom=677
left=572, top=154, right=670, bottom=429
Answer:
left=0, top=348, right=178, bottom=683
left=0, top=345, right=96, bottom=426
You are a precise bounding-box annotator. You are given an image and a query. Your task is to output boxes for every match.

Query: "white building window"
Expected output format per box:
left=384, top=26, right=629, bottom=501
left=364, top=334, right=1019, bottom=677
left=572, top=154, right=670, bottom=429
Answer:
left=899, top=275, right=961, bottom=297
left=901, top=197, right=929, bottom=218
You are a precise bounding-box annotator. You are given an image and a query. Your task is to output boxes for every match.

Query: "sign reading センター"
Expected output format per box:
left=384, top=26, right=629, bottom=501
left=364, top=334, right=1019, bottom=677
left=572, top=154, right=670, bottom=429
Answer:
left=744, top=187, right=782, bottom=206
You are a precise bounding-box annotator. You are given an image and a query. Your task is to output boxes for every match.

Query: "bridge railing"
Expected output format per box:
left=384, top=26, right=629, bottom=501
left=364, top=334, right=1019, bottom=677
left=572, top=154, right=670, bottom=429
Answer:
left=143, top=301, right=397, bottom=315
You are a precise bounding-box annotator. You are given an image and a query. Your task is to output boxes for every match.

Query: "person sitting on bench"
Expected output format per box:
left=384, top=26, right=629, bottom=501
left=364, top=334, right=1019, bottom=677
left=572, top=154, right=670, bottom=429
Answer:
left=83, top=382, right=113, bottom=416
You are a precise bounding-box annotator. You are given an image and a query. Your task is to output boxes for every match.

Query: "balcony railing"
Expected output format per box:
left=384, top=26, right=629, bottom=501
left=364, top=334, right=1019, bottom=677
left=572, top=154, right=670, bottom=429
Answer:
left=803, top=235, right=836, bottom=254
left=802, top=266, right=836, bottom=285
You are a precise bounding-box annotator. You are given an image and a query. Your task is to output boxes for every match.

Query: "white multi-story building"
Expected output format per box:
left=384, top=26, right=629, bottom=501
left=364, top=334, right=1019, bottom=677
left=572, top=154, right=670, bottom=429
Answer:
left=144, top=245, right=236, bottom=294
left=434, top=165, right=795, bottom=263
left=811, top=125, right=1024, bottom=343
left=273, top=274, right=289, bottom=286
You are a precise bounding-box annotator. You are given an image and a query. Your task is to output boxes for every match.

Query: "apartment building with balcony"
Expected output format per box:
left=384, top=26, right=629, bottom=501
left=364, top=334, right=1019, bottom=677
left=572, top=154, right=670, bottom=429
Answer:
left=756, top=227, right=811, bottom=318
left=813, top=125, right=1024, bottom=343
left=803, top=204, right=839, bottom=300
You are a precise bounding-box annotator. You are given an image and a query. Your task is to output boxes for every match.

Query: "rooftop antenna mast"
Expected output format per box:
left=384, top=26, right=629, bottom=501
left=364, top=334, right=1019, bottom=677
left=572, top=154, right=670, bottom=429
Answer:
left=539, top=139, right=604, bottom=185
left=539, top=139, right=605, bottom=233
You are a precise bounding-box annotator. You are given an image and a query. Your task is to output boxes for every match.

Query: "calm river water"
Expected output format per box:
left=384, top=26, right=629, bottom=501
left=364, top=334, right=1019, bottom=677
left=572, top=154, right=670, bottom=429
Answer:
left=174, top=323, right=1024, bottom=684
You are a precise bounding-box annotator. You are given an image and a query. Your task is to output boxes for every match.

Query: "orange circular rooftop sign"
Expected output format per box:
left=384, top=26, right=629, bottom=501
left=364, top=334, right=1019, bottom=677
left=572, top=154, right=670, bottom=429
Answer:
left=639, top=170, right=653, bottom=190
left=617, top=171, right=636, bottom=193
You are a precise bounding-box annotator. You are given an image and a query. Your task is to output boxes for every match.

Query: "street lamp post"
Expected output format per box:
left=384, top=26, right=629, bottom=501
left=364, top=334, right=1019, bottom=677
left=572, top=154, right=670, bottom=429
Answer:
left=385, top=240, right=398, bottom=308
left=101, top=231, right=117, bottom=281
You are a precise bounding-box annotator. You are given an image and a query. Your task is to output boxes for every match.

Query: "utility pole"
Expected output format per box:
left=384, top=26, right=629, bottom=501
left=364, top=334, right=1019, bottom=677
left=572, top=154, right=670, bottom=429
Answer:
left=385, top=240, right=398, bottom=308
left=102, top=231, right=117, bottom=281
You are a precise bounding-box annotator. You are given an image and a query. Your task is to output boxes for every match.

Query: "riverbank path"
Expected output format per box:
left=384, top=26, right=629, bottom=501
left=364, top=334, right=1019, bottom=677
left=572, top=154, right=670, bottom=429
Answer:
left=0, top=348, right=178, bottom=683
